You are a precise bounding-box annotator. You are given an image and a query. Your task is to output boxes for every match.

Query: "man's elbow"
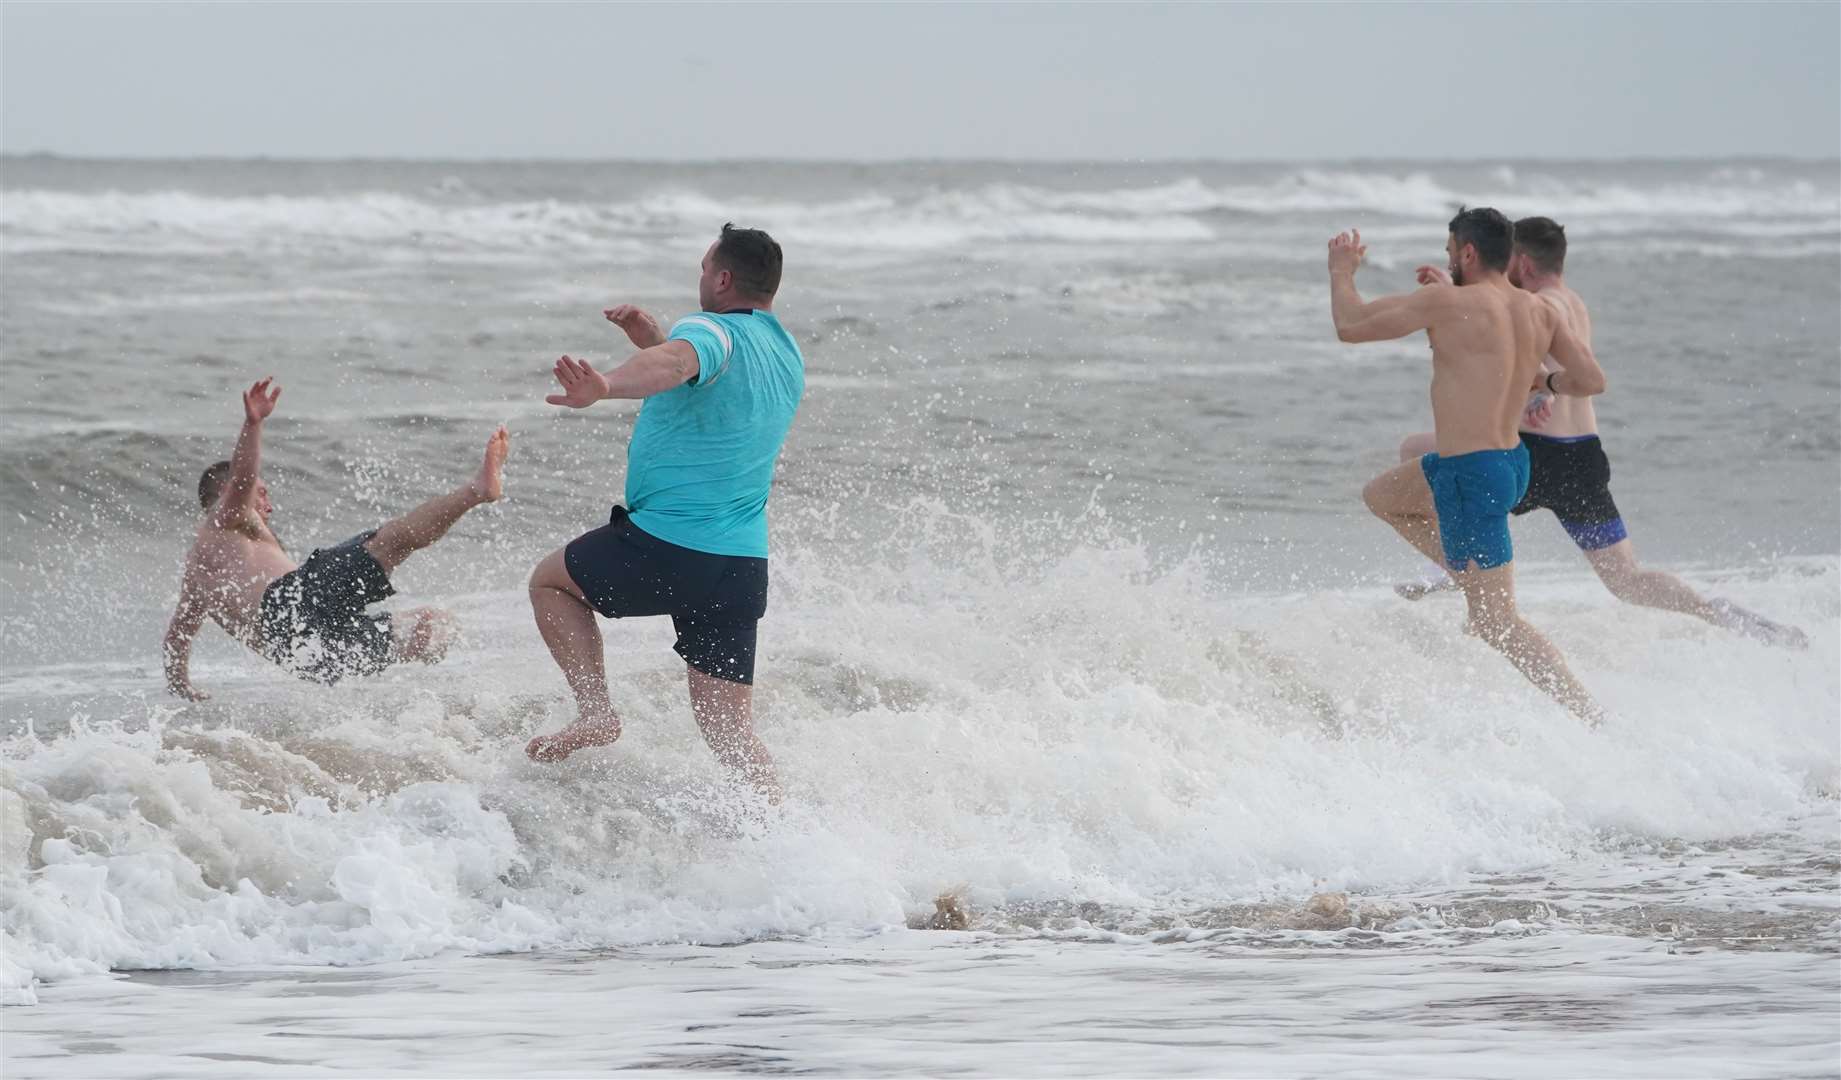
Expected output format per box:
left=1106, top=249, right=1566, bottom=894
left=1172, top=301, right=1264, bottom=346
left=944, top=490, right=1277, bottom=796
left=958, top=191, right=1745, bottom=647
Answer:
left=1580, top=370, right=1607, bottom=396
left=1336, top=324, right=1370, bottom=344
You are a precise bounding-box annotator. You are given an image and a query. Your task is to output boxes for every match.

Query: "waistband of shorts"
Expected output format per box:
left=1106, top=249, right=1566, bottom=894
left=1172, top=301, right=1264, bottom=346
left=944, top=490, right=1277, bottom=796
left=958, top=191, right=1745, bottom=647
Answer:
left=1520, top=431, right=1602, bottom=445
left=602, top=506, right=767, bottom=565
left=1431, top=442, right=1528, bottom=465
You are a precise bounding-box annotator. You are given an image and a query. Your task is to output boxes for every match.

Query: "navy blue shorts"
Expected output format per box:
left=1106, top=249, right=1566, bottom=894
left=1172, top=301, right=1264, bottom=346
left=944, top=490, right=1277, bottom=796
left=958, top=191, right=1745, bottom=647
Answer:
left=563, top=507, right=768, bottom=684
left=1512, top=433, right=1629, bottom=551
left=259, top=531, right=396, bottom=684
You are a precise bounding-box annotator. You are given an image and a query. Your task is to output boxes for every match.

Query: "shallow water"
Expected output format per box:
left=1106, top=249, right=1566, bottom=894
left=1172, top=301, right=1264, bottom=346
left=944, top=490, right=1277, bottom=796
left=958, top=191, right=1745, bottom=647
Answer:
left=8, top=928, right=1839, bottom=1078
left=2, top=158, right=1837, bottom=1074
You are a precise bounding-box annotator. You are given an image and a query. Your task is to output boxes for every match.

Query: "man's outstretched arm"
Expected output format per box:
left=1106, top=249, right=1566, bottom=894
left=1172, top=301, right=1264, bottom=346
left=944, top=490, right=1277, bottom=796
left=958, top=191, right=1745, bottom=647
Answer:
left=1328, top=230, right=1437, bottom=344
left=545, top=342, right=701, bottom=408
left=163, top=578, right=209, bottom=700
left=210, top=378, right=281, bottom=528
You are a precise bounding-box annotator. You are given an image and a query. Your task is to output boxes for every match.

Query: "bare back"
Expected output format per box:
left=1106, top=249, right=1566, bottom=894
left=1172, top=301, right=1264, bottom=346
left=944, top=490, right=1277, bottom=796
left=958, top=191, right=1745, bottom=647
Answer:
left=1526, top=283, right=1600, bottom=438
left=1426, top=281, right=1565, bottom=457
left=177, top=511, right=296, bottom=644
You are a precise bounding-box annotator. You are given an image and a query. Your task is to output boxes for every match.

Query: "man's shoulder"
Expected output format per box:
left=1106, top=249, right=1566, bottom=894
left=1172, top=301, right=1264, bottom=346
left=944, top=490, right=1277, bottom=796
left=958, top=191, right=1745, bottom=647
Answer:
left=1539, top=285, right=1590, bottom=322
left=1485, top=285, right=1548, bottom=319
left=728, top=312, right=801, bottom=357
left=670, top=311, right=797, bottom=351
left=1523, top=289, right=1585, bottom=335
left=198, top=513, right=269, bottom=547
left=1421, top=283, right=1484, bottom=321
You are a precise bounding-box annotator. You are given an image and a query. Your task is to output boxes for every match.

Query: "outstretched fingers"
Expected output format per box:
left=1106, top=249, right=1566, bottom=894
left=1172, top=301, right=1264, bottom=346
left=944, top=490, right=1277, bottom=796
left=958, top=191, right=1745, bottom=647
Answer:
left=545, top=355, right=590, bottom=405
left=243, top=376, right=281, bottom=420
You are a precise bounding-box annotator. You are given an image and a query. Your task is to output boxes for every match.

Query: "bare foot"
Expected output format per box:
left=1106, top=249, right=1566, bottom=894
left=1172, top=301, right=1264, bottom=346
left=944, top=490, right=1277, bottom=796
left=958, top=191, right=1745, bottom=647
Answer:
left=1395, top=567, right=1458, bottom=601
left=1710, top=600, right=1809, bottom=650
left=471, top=425, right=509, bottom=503
left=526, top=717, right=621, bottom=762
left=1395, top=577, right=1459, bottom=601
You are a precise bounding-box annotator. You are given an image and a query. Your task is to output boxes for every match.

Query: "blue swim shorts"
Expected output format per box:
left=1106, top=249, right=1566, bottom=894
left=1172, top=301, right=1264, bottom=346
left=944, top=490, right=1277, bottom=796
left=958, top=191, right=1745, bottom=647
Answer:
left=1420, top=443, right=1532, bottom=573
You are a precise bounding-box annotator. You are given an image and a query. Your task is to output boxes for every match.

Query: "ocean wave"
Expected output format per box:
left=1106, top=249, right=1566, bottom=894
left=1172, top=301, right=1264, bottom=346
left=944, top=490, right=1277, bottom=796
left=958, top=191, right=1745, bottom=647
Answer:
left=4, top=169, right=1834, bottom=257
left=2, top=519, right=1834, bottom=999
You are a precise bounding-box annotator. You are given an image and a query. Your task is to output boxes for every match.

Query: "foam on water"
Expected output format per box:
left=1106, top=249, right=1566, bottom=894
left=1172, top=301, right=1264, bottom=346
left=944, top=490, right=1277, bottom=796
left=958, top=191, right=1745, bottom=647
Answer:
left=4, top=168, right=1835, bottom=259
left=1, top=159, right=1835, bottom=1070
left=4, top=516, right=1835, bottom=1007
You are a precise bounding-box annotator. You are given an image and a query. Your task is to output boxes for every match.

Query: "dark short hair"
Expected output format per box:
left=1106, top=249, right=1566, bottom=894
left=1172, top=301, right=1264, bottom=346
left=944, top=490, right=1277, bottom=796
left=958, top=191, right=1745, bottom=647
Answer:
left=713, top=222, right=782, bottom=299
left=1448, top=206, right=1514, bottom=271
left=198, top=460, right=232, bottom=509
left=1513, top=216, right=1567, bottom=274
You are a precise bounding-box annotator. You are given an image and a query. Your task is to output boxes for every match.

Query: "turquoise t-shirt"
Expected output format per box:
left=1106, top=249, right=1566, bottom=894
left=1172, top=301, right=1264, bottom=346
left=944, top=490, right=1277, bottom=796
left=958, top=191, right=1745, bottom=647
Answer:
left=624, top=310, right=805, bottom=558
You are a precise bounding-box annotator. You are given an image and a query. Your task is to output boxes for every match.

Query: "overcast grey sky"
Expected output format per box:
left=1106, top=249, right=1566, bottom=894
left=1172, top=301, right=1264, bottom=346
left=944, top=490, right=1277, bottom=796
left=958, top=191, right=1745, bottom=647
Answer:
left=3, top=2, right=1836, bottom=160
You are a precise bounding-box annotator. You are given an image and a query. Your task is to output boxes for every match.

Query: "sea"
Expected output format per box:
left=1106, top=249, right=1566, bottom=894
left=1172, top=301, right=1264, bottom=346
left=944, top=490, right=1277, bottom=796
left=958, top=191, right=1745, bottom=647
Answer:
left=1, top=158, right=1837, bottom=1077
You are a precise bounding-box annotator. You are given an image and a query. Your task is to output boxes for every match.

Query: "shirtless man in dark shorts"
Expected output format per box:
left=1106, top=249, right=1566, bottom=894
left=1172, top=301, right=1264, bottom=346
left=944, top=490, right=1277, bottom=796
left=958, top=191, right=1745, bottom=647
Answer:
left=1392, top=217, right=1807, bottom=649
left=162, top=378, right=509, bottom=698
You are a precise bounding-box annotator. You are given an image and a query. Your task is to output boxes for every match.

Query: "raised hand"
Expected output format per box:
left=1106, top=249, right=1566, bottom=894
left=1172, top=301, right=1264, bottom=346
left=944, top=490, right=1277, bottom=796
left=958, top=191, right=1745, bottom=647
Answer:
left=1415, top=264, right=1453, bottom=287
left=605, top=304, right=665, bottom=349
left=242, top=377, right=281, bottom=425
left=545, top=355, right=610, bottom=409
left=1328, top=230, right=1366, bottom=276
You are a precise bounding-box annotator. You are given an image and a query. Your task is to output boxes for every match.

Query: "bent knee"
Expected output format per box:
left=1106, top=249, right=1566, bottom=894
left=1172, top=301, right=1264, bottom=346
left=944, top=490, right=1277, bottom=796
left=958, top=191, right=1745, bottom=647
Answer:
left=1360, top=477, right=1391, bottom=517
left=529, top=549, right=577, bottom=593
left=1468, top=603, right=1530, bottom=645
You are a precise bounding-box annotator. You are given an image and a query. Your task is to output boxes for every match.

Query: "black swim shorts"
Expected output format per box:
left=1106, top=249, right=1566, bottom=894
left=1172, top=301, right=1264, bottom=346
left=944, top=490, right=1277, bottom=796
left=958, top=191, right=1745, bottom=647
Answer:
left=259, top=531, right=397, bottom=684
left=564, top=506, right=769, bottom=684
left=1511, top=433, right=1629, bottom=550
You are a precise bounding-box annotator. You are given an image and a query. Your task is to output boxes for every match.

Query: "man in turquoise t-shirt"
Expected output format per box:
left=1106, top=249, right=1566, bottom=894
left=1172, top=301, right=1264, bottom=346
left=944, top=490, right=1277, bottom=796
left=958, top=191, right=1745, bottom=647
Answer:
left=525, top=225, right=804, bottom=800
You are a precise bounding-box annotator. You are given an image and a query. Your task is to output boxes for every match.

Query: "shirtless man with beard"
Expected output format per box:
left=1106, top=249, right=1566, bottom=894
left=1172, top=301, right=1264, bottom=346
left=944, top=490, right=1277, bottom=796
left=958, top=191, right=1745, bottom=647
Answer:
left=1333, top=208, right=1608, bottom=725
left=1392, top=216, right=1806, bottom=649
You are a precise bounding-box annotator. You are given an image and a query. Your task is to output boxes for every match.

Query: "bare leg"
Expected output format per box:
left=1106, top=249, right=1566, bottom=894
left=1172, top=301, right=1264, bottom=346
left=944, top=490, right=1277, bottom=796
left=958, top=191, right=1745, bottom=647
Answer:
left=364, top=426, right=509, bottom=573
left=1385, top=434, right=1462, bottom=600
left=1456, top=562, right=1603, bottom=726
left=525, top=548, right=622, bottom=761
left=687, top=665, right=782, bottom=803
left=1363, top=457, right=1449, bottom=568
left=1586, top=540, right=1807, bottom=648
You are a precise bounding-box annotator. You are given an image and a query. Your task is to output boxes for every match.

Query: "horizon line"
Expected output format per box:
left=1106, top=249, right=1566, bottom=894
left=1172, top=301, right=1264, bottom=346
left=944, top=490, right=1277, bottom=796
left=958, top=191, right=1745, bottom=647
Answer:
left=5, top=151, right=1838, bottom=167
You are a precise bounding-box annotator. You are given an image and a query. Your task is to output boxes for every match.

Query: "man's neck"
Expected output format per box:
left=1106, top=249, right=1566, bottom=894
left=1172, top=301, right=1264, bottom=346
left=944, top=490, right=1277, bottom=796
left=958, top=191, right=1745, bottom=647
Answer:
left=708, top=295, right=772, bottom=314
left=1523, top=270, right=1565, bottom=294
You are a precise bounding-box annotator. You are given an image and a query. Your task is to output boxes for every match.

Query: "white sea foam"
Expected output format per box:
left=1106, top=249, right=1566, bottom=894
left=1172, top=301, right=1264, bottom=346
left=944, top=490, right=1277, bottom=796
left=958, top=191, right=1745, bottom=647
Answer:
left=5, top=169, right=1834, bottom=258
left=3, top=527, right=1834, bottom=1005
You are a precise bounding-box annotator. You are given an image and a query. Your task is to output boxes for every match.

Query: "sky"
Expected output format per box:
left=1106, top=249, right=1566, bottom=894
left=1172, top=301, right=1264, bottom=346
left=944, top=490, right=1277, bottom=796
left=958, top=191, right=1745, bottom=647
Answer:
left=3, top=1, right=1837, bottom=161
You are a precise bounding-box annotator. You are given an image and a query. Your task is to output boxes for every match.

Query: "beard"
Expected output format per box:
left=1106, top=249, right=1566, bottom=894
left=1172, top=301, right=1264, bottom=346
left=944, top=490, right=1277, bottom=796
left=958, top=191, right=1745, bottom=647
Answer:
left=1449, top=262, right=1465, bottom=286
